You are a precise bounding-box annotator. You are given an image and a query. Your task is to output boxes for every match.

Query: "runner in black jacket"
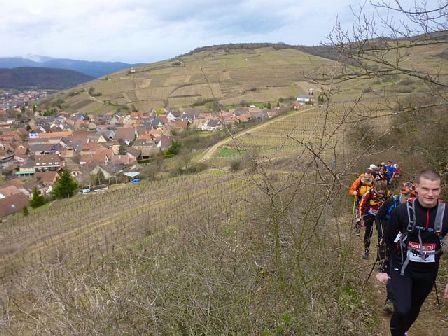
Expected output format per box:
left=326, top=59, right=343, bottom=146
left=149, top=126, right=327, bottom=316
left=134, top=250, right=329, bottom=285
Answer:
left=376, top=170, right=448, bottom=336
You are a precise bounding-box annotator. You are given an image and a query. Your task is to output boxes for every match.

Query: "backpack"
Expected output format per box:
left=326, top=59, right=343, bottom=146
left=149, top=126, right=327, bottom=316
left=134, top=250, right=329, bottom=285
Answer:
left=358, top=184, right=372, bottom=196
left=398, top=199, right=446, bottom=275
left=358, top=175, right=374, bottom=196
left=385, top=195, right=401, bottom=221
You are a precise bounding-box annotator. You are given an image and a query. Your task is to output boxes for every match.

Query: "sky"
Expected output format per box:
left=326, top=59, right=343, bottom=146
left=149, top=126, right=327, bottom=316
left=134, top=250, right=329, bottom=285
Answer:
left=0, top=0, right=388, bottom=64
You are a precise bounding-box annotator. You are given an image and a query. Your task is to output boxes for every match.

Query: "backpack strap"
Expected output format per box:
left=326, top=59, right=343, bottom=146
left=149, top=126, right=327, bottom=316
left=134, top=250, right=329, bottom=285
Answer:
left=400, top=201, right=445, bottom=275
left=434, top=202, right=445, bottom=235
left=406, top=199, right=416, bottom=232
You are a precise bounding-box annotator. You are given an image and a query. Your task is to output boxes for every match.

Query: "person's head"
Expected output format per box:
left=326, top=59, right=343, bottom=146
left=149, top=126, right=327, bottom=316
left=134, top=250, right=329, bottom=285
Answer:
left=375, top=180, right=388, bottom=198
left=361, top=172, right=374, bottom=185
left=400, top=182, right=415, bottom=203
left=416, top=170, right=441, bottom=207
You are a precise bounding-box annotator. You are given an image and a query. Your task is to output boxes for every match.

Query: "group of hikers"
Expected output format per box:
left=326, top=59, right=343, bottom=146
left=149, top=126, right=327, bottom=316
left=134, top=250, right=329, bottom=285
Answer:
left=348, top=165, right=448, bottom=335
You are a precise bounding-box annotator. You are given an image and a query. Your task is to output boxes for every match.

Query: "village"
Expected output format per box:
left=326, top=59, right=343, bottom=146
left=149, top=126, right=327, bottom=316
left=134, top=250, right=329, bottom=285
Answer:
left=0, top=90, right=312, bottom=219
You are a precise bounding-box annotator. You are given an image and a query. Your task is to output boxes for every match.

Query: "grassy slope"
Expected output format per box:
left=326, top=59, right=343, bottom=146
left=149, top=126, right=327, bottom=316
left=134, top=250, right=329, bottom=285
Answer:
left=46, top=47, right=339, bottom=113
left=2, top=41, right=448, bottom=334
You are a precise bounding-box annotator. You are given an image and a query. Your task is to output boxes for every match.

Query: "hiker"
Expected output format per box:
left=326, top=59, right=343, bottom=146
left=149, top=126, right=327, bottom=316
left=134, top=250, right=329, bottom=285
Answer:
left=376, top=170, right=448, bottom=336
left=384, top=161, right=398, bottom=185
left=376, top=182, right=416, bottom=309
left=377, top=182, right=416, bottom=263
left=359, top=180, right=389, bottom=259
left=349, top=170, right=375, bottom=234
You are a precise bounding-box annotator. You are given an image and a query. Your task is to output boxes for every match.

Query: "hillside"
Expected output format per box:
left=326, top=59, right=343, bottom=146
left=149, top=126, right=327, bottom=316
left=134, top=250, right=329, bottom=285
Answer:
left=1, top=33, right=447, bottom=334
left=0, top=67, right=94, bottom=89
left=43, top=38, right=448, bottom=115
left=44, top=45, right=340, bottom=113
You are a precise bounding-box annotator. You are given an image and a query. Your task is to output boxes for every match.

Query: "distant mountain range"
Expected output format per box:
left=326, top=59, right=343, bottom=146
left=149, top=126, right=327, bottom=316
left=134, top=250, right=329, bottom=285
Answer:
left=0, top=67, right=94, bottom=89
left=0, top=56, right=139, bottom=78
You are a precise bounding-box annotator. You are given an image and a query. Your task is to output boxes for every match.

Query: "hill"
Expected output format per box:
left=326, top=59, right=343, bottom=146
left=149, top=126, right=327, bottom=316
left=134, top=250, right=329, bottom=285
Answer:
left=1, top=32, right=447, bottom=335
left=44, top=36, right=448, bottom=114
left=45, top=44, right=340, bottom=114
left=0, top=67, right=94, bottom=89
left=0, top=56, right=137, bottom=78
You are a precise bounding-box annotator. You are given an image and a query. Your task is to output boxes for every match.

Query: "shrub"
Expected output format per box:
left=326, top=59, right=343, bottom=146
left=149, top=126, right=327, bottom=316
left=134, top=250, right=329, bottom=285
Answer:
left=230, top=159, right=242, bottom=172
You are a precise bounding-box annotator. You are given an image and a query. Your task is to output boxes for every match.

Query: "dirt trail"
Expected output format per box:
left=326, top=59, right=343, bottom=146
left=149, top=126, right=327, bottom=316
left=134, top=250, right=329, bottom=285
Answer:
left=199, top=106, right=316, bottom=162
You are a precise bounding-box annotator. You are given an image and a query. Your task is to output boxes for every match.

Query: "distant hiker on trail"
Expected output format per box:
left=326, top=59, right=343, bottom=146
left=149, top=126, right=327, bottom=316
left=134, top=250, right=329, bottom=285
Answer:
left=375, top=163, right=388, bottom=182
left=375, top=170, right=448, bottom=336
left=384, top=161, right=398, bottom=186
left=359, top=180, right=389, bottom=259
left=349, top=170, right=375, bottom=234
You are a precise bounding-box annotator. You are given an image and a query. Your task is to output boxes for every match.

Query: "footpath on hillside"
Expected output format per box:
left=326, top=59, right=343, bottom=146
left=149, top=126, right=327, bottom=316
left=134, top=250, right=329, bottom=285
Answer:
left=199, top=106, right=315, bottom=162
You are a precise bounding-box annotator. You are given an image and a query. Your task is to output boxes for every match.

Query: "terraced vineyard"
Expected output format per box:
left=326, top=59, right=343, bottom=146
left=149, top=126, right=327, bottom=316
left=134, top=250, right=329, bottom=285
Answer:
left=0, top=171, right=254, bottom=279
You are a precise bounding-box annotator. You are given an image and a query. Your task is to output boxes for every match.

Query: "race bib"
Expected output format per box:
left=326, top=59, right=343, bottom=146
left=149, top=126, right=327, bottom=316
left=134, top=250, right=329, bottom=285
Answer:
left=407, top=241, right=437, bottom=263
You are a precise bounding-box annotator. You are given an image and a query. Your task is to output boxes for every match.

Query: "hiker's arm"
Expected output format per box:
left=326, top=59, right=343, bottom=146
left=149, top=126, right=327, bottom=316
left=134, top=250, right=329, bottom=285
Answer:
left=375, top=272, right=390, bottom=285
left=348, top=177, right=360, bottom=196
left=444, top=283, right=448, bottom=300
left=384, top=207, right=401, bottom=247
left=378, top=243, right=390, bottom=274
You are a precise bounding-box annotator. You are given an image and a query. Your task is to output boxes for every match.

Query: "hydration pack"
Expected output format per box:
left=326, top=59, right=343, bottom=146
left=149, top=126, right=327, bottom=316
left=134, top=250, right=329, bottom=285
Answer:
left=399, top=199, right=446, bottom=275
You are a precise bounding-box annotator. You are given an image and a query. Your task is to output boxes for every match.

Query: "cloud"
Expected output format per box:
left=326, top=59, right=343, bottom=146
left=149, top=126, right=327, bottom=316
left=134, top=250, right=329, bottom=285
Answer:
left=0, top=0, right=355, bottom=63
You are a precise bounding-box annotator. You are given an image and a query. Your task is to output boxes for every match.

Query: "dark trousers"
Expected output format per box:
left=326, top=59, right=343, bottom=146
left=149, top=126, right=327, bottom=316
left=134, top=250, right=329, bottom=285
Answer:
left=376, top=219, right=386, bottom=260
left=387, top=264, right=437, bottom=335
left=363, top=214, right=380, bottom=252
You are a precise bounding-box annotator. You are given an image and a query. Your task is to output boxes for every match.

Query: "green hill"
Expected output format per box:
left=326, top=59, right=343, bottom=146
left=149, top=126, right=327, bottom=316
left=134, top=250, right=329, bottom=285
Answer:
left=45, top=44, right=339, bottom=113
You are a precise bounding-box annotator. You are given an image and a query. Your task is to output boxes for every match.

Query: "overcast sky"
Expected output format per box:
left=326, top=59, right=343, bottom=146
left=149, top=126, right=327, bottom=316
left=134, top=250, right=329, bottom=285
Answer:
left=0, top=0, right=382, bottom=63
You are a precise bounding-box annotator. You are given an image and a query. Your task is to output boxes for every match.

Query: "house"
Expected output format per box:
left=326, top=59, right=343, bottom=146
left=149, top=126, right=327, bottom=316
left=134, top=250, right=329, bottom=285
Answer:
left=34, top=154, right=63, bottom=172
left=130, top=111, right=144, bottom=120
left=200, top=119, right=222, bottom=131
left=35, top=171, right=59, bottom=187
left=68, top=130, right=91, bottom=146
left=29, top=143, right=62, bottom=156
left=252, top=111, right=269, bottom=121
left=168, top=120, right=189, bottom=131
left=136, top=128, right=162, bottom=141
left=0, top=193, right=29, bottom=218
left=64, top=158, right=82, bottom=177
left=89, top=164, right=121, bottom=181
left=80, top=147, right=113, bottom=166
left=111, top=155, right=136, bottom=166
left=0, top=186, right=21, bottom=199
left=126, top=147, right=141, bottom=161
left=16, top=160, right=35, bottom=176
left=180, top=108, right=201, bottom=122
left=99, top=129, right=115, bottom=142
left=60, top=147, right=75, bottom=159
left=149, top=117, right=164, bottom=129
left=157, top=135, right=172, bottom=151
left=33, top=130, right=73, bottom=140
left=296, top=95, right=313, bottom=104
left=166, top=111, right=180, bottom=122
left=114, top=127, right=136, bottom=145
left=132, top=141, right=159, bottom=159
